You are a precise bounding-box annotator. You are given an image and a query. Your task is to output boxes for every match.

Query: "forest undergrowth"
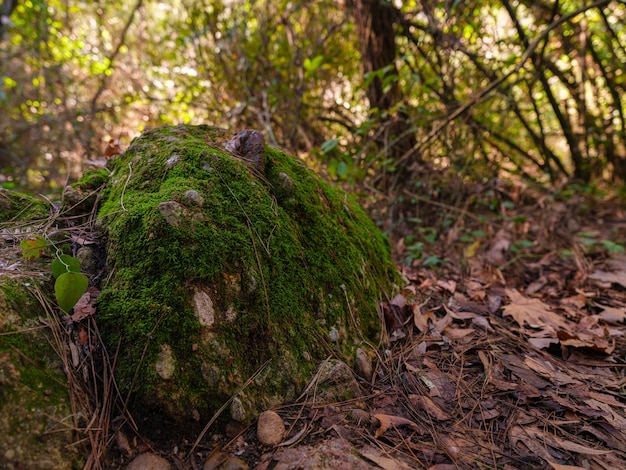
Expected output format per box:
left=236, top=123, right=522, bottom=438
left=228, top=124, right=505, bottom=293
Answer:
left=23, top=174, right=626, bottom=470
left=86, top=176, right=626, bottom=470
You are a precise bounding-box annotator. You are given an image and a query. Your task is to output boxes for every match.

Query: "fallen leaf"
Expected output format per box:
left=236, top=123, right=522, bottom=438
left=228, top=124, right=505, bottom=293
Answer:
left=71, top=291, right=96, bottom=322
left=504, top=289, right=570, bottom=336
left=409, top=394, right=450, bottom=421
left=443, top=327, right=475, bottom=339
left=202, top=447, right=230, bottom=470
left=391, top=293, right=406, bottom=308
left=78, top=326, right=89, bottom=346
left=103, top=138, right=122, bottom=158
left=547, top=461, right=588, bottom=470
left=116, top=428, right=134, bottom=458
left=595, top=304, right=626, bottom=323
left=471, top=316, right=493, bottom=332
left=528, top=337, right=559, bottom=349
left=436, top=279, right=456, bottom=293
left=474, top=408, right=499, bottom=421
left=557, top=328, right=615, bottom=354
left=486, top=229, right=511, bottom=265
left=589, top=270, right=626, bottom=289
left=360, top=450, right=412, bottom=470
left=372, top=413, right=421, bottom=438
left=413, top=304, right=436, bottom=333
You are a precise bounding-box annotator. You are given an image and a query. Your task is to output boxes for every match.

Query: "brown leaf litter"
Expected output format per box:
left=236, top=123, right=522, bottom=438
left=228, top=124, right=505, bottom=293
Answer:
left=218, top=190, right=626, bottom=469
left=63, top=184, right=626, bottom=468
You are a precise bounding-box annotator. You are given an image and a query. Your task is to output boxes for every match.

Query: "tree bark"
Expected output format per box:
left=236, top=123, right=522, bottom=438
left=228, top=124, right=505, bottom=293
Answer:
left=347, top=0, right=419, bottom=191
left=0, top=0, right=17, bottom=41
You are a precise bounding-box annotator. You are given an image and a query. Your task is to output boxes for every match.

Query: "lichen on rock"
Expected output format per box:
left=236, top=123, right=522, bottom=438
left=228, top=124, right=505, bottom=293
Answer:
left=95, top=124, right=400, bottom=425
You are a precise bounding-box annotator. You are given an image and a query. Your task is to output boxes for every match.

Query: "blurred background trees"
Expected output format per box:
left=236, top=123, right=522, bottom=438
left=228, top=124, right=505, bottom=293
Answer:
left=1, top=0, right=624, bottom=213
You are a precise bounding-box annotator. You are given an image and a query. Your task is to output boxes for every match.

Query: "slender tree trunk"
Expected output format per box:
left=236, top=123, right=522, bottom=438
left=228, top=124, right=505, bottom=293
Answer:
left=347, top=0, right=419, bottom=191
left=348, top=0, right=399, bottom=109
left=0, top=0, right=17, bottom=40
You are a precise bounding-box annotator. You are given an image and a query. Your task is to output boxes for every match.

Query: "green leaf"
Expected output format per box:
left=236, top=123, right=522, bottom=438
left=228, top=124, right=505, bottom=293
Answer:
left=423, top=256, right=442, bottom=267
left=601, top=240, right=625, bottom=253
left=55, top=272, right=89, bottom=313
left=51, top=255, right=81, bottom=279
left=303, top=55, right=324, bottom=73
left=20, top=237, right=47, bottom=260
left=336, top=161, right=348, bottom=179
left=320, top=139, right=339, bottom=154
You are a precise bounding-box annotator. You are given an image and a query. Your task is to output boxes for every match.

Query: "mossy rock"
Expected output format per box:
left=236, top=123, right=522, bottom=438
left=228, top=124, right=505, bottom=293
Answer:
left=0, top=273, right=80, bottom=468
left=96, top=125, right=399, bottom=423
left=0, top=191, right=78, bottom=467
left=0, top=188, right=49, bottom=223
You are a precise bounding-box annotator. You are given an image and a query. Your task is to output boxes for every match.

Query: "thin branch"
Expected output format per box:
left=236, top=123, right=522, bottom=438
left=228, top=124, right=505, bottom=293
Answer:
left=89, top=0, right=144, bottom=115
left=395, top=0, right=613, bottom=166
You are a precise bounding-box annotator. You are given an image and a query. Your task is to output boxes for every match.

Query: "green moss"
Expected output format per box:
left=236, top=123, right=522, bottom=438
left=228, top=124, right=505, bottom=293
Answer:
left=0, top=189, right=49, bottom=223
left=74, top=168, right=110, bottom=191
left=0, top=280, right=67, bottom=405
left=0, top=278, right=79, bottom=468
left=96, top=125, right=399, bottom=422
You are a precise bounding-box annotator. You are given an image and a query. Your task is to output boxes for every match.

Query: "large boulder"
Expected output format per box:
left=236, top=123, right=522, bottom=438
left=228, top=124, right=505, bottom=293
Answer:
left=95, top=125, right=399, bottom=423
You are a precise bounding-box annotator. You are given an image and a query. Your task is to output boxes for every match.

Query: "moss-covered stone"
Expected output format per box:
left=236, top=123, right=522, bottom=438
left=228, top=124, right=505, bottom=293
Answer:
left=0, top=187, right=82, bottom=467
left=0, top=276, right=81, bottom=469
left=0, top=189, right=49, bottom=223
left=96, top=125, right=399, bottom=423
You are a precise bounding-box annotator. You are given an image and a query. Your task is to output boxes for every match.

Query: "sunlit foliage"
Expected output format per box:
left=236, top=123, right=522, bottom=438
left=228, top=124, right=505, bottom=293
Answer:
left=1, top=0, right=624, bottom=192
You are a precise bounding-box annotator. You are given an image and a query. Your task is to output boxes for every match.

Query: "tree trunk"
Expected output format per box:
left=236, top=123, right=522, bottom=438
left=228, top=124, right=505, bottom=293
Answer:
left=347, top=0, right=419, bottom=191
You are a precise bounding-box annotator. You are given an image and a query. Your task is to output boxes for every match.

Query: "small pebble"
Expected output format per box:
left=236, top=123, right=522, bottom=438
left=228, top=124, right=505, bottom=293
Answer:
left=125, top=452, right=171, bottom=470
left=257, top=410, right=285, bottom=446
left=355, top=348, right=373, bottom=380
left=221, top=456, right=249, bottom=470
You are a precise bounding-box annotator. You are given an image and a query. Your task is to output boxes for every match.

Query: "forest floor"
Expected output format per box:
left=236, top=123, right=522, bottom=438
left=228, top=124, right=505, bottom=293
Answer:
left=108, top=181, right=626, bottom=469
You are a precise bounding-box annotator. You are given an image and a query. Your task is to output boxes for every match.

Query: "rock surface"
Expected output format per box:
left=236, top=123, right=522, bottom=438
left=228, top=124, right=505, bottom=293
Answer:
left=94, top=125, right=399, bottom=427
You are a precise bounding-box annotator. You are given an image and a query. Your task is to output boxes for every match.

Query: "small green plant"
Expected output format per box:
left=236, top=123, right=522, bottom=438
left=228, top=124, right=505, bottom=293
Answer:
left=20, top=237, right=89, bottom=314
left=575, top=232, right=625, bottom=253
left=422, top=255, right=442, bottom=267
left=404, top=238, right=424, bottom=265
left=601, top=240, right=625, bottom=253
left=510, top=239, right=534, bottom=254
left=52, top=254, right=88, bottom=314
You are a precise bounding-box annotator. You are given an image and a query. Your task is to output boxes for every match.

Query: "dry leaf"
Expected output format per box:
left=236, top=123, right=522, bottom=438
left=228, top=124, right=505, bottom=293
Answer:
left=589, top=270, right=626, bottom=289
left=595, top=304, right=626, bottom=323
left=373, top=413, right=420, bottom=438
left=486, top=229, right=511, bottom=264
left=104, top=138, right=123, bottom=158
left=504, top=289, right=571, bottom=339
left=547, top=461, right=588, bottom=470
left=409, top=394, right=450, bottom=421
left=360, top=450, right=412, bottom=470
left=436, top=279, right=456, bottom=293
left=471, top=316, right=494, bottom=332
left=391, top=293, right=406, bottom=308
left=528, top=337, right=559, bottom=349
left=115, top=429, right=134, bottom=458
left=71, top=291, right=96, bottom=322
left=413, top=304, right=435, bottom=333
